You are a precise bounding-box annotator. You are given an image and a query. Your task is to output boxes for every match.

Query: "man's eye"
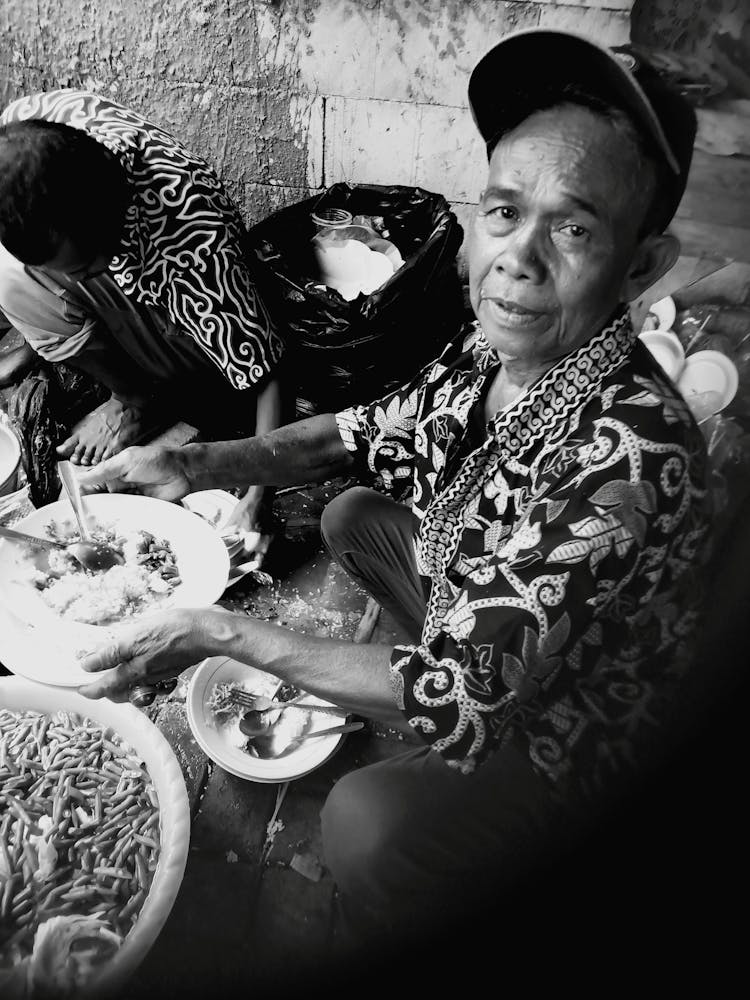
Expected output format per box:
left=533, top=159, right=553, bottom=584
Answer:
left=559, top=223, right=588, bottom=239
left=488, top=205, right=517, bottom=220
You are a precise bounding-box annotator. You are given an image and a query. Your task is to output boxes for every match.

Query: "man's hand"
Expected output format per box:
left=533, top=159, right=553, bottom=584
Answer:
left=76, top=444, right=191, bottom=500
left=224, top=484, right=274, bottom=565
left=77, top=609, right=211, bottom=702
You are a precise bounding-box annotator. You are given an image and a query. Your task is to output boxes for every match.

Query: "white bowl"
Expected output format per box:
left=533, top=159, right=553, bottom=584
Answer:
left=0, top=675, right=190, bottom=999
left=677, top=349, right=739, bottom=420
left=0, top=421, right=21, bottom=497
left=187, top=655, right=349, bottom=783
left=0, top=493, right=230, bottom=686
left=639, top=329, right=686, bottom=381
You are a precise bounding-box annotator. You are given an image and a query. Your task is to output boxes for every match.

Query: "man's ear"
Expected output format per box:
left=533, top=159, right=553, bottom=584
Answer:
left=620, top=232, right=681, bottom=303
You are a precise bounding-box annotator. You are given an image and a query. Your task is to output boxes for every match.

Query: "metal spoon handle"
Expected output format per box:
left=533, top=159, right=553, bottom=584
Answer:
left=57, top=461, right=90, bottom=540
left=289, top=721, right=364, bottom=747
left=0, top=524, right=64, bottom=553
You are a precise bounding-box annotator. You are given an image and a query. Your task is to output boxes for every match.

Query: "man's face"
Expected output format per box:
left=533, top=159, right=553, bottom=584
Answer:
left=469, top=104, right=649, bottom=368
left=40, top=237, right=112, bottom=282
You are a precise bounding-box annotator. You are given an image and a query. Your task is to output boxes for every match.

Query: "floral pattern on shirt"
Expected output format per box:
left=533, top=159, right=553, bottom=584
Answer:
left=336, top=307, right=711, bottom=798
left=1, top=90, right=284, bottom=389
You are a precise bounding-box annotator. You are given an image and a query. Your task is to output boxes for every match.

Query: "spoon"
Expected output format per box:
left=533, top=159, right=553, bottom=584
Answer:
left=246, top=721, right=364, bottom=759
left=239, top=699, right=350, bottom=738
left=57, top=461, right=125, bottom=572
left=0, top=524, right=119, bottom=574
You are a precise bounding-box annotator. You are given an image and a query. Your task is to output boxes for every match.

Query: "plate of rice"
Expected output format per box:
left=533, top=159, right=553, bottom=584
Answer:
left=0, top=493, right=230, bottom=687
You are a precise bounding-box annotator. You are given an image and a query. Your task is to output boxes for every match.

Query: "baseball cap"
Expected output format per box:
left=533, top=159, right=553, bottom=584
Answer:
left=468, top=28, right=697, bottom=231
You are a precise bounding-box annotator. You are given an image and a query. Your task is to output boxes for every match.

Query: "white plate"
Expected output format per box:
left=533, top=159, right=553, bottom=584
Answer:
left=186, top=656, right=347, bottom=783
left=639, top=330, right=686, bottom=381
left=0, top=675, right=190, bottom=998
left=677, top=349, right=739, bottom=417
left=642, top=295, right=677, bottom=332
left=181, top=490, right=243, bottom=558
left=0, top=493, right=230, bottom=686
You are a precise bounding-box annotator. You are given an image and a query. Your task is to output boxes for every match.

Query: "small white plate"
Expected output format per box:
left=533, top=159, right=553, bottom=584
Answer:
left=642, top=295, right=677, bottom=332
left=639, top=330, right=686, bottom=381
left=181, top=490, right=243, bottom=558
left=677, top=349, right=739, bottom=418
left=186, top=656, right=348, bottom=783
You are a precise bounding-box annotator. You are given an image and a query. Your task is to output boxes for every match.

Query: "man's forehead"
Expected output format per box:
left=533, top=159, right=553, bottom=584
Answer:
left=486, top=106, right=638, bottom=205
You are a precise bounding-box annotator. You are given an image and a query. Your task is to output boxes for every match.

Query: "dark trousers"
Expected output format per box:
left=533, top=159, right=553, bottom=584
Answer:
left=319, top=487, right=565, bottom=956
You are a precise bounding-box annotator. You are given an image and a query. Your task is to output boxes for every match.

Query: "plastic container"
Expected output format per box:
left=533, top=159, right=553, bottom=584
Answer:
left=310, top=207, right=353, bottom=233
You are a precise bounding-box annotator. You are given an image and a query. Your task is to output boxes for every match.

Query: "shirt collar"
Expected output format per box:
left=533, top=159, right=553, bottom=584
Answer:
left=473, top=304, right=636, bottom=457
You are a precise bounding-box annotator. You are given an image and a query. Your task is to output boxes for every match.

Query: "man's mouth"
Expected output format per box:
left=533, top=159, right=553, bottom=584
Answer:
left=480, top=293, right=547, bottom=325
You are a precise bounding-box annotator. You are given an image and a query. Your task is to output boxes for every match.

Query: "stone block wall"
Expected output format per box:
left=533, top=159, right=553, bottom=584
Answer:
left=0, top=0, right=634, bottom=273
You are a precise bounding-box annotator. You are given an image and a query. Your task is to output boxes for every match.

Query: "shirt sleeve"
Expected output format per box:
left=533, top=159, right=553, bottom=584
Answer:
left=135, top=143, right=285, bottom=392
left=334, top=326, right=477, bottom=496
left=389, top=411, right=708, bottom=788
left=335, top=380, right=423, bottom=498
left=164, top=236, right=285, bottom=391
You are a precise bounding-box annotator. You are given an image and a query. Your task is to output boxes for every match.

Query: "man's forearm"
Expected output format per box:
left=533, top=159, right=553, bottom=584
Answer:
left=181, top=412, right=355, bottom=491
left=198, top=608, right=411, bottom=731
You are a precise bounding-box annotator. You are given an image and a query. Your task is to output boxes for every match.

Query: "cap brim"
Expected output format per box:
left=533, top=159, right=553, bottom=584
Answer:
left=468, top=28, right=681, bottom=174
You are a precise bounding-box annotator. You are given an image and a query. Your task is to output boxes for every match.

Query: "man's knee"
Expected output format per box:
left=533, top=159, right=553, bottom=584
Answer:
left=320, top=486, right=376, bottom=555
left=321, top=767, right=403, bottom=906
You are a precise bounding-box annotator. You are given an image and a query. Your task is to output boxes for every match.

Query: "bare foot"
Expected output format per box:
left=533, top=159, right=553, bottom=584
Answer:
left=56, top=397, right=160, bottom=466
left=0, top=342, right=38, bottom=388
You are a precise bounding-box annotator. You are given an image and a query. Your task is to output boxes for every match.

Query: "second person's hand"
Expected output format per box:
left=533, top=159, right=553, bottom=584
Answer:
left=75, top=443, right=192, bottom=501
left=77, top=608, right=212, bottom=702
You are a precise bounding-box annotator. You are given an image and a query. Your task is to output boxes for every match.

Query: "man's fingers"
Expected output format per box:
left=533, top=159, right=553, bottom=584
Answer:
left=79, top=636, right=132, bottom=673
left=76, top=453, right=127, bottom=492
left=78, top=678, right=131, bottom=702
left=78, top=665, right=137, bottom=701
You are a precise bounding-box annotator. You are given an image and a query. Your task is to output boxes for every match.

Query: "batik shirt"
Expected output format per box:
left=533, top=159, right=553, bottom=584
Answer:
left=0, top=90, right=284, bottom=389
left=336, top=307, right=711, bottom=799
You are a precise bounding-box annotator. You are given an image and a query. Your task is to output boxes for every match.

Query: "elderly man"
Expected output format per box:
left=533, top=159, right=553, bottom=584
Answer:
left=77, top=30, right=710, bottom=949
left=0, top=90, right=285, bottom=535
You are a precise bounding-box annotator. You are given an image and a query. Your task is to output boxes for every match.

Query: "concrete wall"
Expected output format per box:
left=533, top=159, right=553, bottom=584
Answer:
left=0, top=0, right=634, bottom=273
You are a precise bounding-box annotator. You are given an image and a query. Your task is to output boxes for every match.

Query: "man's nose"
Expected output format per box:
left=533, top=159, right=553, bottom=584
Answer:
left=494, top=224, right=544, bottom=283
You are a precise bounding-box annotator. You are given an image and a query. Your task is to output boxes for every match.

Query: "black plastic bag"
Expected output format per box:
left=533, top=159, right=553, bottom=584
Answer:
left=7, top=363, right=107, bottom=507
left=245, top=183, right=466, bottom=416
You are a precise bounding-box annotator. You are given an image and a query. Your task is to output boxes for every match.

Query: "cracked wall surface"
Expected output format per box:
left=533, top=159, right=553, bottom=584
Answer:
left=0, top=0, right=633, bottom=263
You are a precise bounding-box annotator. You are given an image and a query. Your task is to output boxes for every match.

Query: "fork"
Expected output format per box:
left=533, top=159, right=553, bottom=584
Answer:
left=217, top=688, right=305, bottom=712
left=218, top=688, right=348, bottom=718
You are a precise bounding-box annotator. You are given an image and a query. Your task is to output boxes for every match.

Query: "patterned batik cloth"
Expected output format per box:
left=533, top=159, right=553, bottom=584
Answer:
left=336, top=306, right=712, bottom=799
left=0, top=90, right=284, bottom=390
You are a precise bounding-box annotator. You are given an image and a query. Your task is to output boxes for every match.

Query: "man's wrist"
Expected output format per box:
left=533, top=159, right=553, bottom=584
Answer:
left=192, top=607, right=232, bottom=660
left=179, top=442, right=216, bottom=492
